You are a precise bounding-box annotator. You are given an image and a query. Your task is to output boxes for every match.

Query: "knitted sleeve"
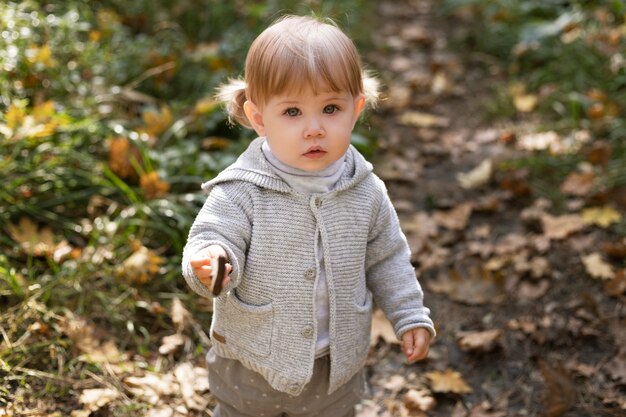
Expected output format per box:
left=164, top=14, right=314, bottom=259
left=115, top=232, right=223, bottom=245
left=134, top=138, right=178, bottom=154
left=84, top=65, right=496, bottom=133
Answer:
left=182, top=182, right=252, bottom=298
left=365, top=179, right=436, bottom=338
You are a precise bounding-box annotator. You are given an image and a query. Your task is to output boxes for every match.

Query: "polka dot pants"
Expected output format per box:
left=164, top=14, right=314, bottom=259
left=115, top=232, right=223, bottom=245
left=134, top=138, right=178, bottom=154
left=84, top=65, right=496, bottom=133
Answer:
left=206, top=349, right=364, bottom=417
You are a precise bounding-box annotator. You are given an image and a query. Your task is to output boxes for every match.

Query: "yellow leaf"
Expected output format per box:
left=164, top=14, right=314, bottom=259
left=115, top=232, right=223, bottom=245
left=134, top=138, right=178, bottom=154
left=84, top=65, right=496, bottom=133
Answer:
left=581, top=252, right=615, bottom=280
left=5, top=104, right=25, bottom=130
left=32, top=100, right=55, bottom=120
left=582, top=206, right=622, bottom=228
left=426, top=369, right=472, bottom=394
left=514, top=94, right=538, bottom=112
left=193, top=97, right=218, bottom=115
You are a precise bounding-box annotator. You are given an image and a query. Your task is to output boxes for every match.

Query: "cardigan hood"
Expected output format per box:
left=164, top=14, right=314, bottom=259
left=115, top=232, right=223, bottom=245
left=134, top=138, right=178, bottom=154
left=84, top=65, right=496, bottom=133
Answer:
left=201, top=137, right=373, bottom=194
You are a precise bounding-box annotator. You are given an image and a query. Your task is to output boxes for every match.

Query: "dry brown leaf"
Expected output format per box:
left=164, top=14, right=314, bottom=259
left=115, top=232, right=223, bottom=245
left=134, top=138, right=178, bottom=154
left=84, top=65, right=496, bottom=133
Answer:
left=560, top=172, right=595, bottom=196
left=371, top=308, right=399, bottom=346
left=604, top=347, right=626, bottom=384
left=7, top=217, right=69, bottom=257
left=115, top=244, right=163, bottom=285
left=78, top=388, right=120, bottom=412
left=398, top=111, right=450, bottom=128
left=605, top=269, right=626, bottom=296
left=457, top=329, right=502, bottom=353
left=518, top=280, right=551, bottom=300
left=171, top=297, right=192, bottom=333
left=540, top=213, right=586, bottom=240
left=434, top=203, right=473, bottom=231
left=159, top=333, right=187, bottom=355
left=173, top=362, right=210, bottom=410
left=539, top=360, right=576, bottom=417
left=404, top=388, right=436, bottom=411
left=581, top=252, right=615, bottom=280
left=426, top=369, right=472, bottom=394
left=457, top=159, right=493, bottom=189
left=382, top=374, right=407, bottom=393
left=427, top=266, right=505, bottom=305
left=125, top=372, right=178, bottom=405
left=62, top=316, right=123, bottom=364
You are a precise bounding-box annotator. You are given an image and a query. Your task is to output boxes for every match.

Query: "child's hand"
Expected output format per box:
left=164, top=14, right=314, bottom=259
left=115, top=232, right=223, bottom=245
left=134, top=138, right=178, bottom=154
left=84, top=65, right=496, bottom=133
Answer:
left=189, top=245, right=232, bottom=290
left=401, top=327, right=431, bottom=363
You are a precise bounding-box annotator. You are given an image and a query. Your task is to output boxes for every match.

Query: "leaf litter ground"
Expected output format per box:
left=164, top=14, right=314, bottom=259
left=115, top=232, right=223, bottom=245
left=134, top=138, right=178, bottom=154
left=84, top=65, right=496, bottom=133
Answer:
left=360, top=1, right=625, bottom=416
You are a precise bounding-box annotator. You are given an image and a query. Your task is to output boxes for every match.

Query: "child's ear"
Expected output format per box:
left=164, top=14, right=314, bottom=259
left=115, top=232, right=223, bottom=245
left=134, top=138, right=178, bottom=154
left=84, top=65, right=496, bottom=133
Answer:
left=352, top=95, right=366, bottom=126
left=243, top=100, right=265, bottom=136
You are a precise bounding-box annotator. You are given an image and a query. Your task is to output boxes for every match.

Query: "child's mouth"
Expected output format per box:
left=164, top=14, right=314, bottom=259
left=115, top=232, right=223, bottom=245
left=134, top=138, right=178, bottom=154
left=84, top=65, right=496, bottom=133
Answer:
left=304, top=149, right=326, bottom=159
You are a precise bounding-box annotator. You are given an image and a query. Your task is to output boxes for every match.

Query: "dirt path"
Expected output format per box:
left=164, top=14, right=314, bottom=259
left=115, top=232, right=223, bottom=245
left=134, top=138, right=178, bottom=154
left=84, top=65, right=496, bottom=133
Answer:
left=359, top=1, right=626, bottom=416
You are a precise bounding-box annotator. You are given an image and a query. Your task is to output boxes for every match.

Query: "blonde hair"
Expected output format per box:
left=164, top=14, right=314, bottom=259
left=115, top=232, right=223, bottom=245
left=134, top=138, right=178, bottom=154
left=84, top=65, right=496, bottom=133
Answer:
left=216, top=15, right=379, bottom=128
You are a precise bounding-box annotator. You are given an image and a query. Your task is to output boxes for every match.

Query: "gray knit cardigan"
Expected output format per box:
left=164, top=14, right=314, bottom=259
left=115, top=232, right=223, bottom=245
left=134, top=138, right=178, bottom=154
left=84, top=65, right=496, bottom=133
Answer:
left=182, top=137, right=435, bottom=396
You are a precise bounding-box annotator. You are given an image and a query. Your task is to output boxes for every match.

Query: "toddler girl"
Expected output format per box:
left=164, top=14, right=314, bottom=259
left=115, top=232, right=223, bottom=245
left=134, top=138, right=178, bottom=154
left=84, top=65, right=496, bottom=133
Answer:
left=182, top=14, right=435, bottom=417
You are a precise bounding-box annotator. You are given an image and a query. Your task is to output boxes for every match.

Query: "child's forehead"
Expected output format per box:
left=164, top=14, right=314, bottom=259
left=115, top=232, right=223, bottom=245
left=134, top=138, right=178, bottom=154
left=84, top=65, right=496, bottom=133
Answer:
left=272, top=84, right=350, bottom=100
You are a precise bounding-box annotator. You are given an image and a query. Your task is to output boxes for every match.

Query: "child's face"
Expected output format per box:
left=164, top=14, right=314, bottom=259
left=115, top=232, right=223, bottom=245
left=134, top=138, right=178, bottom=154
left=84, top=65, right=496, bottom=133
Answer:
left=244, top=85, right=365, bottom=172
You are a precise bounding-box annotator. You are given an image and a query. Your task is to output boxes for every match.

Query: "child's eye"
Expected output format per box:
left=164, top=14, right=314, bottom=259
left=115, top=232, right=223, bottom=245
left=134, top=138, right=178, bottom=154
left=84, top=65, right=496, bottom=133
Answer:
left=323, top=104, right=339, bottom=114
left=284, top=108, right=301, bottom=117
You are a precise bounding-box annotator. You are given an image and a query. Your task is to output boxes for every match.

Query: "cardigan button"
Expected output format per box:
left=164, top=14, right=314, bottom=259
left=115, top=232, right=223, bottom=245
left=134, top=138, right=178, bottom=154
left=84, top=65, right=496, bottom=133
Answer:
left=301, top=325, right=314, bottom=338
left=303, top=268, right=316, bottom=281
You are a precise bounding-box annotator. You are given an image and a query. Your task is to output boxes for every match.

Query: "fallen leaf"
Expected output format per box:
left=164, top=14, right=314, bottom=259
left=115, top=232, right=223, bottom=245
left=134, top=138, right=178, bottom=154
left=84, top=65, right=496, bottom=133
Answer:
left=62, top=316, right=123, bottom=364
left=125, top=372, right=178, bottom=405
left=426, top=369, right=472, bottom=394
left=539, top=360, right=576, bottom=417
left=514, top=93, right=538, bottom=112
left=371, top=309, right=399, bottom=346
left=434, top=203, right=473, bottom=231
left=173, top=362, right=210, bottom=410
left=78, top=388, right=120, bottom=412
left=581, top=206, right=622, bottom=228
left=427, top=266, right=505, bottom=305
left=138, top=105, right=172, bottom=137
left=398, top=111, right=450, bottom=128
left=518, top=131, right=560, bottom=152
left=581, top=252, right=615, bottom=280
left=457, top=329, right=502, bottom=353
left=7, top=217, right=69, bottom=257
left=140, top=171, right=171, bottom=199
left=457, top=159, right=493, bottom=189
left=159, top=334, right=187, bottom=355
left=605, top=269, right=626, bottom=296
left=541, top=213, right=586, bottom=240
left=115, top=244, right=163, bottom=285
left=560, top=172, right=595, bottom=196
left=171, top=297, right=192, bottom=333
left=404, top=388, right=436, bottom=411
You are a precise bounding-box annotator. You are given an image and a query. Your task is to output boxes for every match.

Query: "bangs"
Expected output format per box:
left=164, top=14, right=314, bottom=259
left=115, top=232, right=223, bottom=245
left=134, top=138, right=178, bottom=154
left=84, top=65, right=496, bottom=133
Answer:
left=245, top=16, right=363, bottom=106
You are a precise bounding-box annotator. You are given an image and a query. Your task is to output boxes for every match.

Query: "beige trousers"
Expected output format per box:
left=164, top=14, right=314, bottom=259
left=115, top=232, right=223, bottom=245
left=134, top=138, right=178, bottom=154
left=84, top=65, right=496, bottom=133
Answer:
left=207, top=349, right=365, bottom=417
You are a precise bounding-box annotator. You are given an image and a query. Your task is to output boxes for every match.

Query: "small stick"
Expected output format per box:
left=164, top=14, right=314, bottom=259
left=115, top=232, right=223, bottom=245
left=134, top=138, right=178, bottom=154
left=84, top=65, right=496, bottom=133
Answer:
left=210, top=255, right=227, bottom=296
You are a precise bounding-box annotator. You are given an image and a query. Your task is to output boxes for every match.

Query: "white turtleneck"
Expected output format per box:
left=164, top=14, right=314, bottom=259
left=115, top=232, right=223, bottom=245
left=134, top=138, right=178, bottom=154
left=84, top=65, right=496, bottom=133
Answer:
left=261, top=140, right=346, bottom=357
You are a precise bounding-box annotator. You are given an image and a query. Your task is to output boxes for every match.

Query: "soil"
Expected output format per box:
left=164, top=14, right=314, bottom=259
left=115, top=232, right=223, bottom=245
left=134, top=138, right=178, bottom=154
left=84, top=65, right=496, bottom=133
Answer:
left=359, top=0, right=626, bottom=416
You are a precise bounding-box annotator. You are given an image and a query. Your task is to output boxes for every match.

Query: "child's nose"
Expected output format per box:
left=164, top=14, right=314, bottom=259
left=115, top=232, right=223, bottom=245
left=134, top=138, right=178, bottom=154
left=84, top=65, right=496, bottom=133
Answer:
left=304, top=118, right=325, bottom=138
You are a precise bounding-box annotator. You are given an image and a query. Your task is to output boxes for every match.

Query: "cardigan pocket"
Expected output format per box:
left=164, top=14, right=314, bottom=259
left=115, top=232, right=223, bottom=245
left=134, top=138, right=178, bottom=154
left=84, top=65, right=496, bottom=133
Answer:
left=215, top=291, right=274, bottom=358
left=353, top=291, right=373, bottom=360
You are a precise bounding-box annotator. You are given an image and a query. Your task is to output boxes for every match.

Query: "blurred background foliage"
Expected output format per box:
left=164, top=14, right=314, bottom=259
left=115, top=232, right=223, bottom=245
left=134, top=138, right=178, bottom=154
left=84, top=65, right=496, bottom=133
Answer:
left=443, top=0, right=626, bottom=209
